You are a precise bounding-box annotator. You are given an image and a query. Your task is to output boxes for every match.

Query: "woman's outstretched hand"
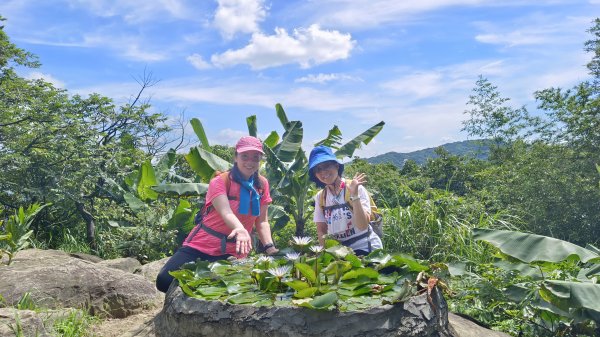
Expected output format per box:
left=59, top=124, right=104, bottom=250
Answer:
left=348, top=173, right=367, bottom=196
left=229, top=227, right=252, bottom=255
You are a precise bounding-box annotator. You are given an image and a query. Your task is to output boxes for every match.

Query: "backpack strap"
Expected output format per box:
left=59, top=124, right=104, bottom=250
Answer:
left=320, top=179, right=353, bottom=216
left=186, top=171, right=238, bottom=252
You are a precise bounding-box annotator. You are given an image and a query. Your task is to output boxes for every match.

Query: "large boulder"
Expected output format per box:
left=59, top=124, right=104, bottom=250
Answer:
left=134, top=257, right=169, bottom=283
left=98, top=257, right=142, bottom=273
left=0, top=308, right=50, bottom=337
left=155, top=284, right=454, bottom=337
left=0, top=249, right=162, bottom=318
left=448, top=313, right=511, bottom=337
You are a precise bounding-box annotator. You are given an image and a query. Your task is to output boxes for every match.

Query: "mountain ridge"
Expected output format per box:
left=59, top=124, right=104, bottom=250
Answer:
left=365, top=139, right=490, bottom=167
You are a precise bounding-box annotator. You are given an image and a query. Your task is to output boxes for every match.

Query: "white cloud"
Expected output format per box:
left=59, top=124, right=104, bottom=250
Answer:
left=211, top=25, right=355, bottom=70
left=381, top=72, right=444, bottom=99
left=295, top=73, right=361, bottom=84
left=474, top=14, right=592, bottom=47
left=476, top=29, right=555, bottom=47
left=25, top=71, right=66, bottom=88
left=69, top=0, right=190, bottom=23
left=82, top=32, right=169, bottom=62
left=306, top=0, right=486, bottom=29
left=187, top=54, right=212, bottom=70
left=214, top=128, right=249, bottom=146
left=213, top=0, right=267, bottom=40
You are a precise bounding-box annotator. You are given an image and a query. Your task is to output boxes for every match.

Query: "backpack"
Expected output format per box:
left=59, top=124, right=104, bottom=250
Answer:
left=318, top=182, right=384, bottom=238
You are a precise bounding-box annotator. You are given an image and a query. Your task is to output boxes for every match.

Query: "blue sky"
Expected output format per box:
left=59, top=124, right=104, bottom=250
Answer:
left=1, top=0, right=599, bottom=157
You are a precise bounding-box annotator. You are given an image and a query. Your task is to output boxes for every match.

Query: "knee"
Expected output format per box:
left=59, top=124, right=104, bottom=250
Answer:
left=156, top=269, right=172, bottom=293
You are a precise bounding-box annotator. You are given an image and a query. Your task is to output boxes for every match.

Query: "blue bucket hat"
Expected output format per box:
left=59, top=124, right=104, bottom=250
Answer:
left=308, top=145, right=344, bottom=188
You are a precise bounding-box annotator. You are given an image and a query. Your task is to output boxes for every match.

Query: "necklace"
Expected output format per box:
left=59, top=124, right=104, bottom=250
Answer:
left=327, top=178, right=344, bottom=204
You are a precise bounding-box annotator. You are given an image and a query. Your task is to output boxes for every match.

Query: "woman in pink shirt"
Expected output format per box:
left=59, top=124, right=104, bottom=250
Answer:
left=156, top=136, right=278, bottom=293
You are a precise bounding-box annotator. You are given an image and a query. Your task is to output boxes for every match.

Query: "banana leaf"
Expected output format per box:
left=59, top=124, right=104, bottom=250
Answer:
left=335, top=121, right=385, bottom=158
left=268, top=204, right=290, bottom=230
left=185, top=146, right=231, bottom=182
left=540, top=280, right=600, bottom=321
left=315, top=125, right=343, bottom=148
left=124, top=192, right=148, bottom=213
left=274, top=121, right=303, bottom=162
left=246, top=115, right=257, bottom=137
left=152, top=183, right=208, bottom=197
left=264, top=131, right=279, bottom=148
left=154, top=148, right=177, bottom=183
left=190, top=118, right=210, bottom=150
left=137, top=160, right=158, bottom=201
left=473, top=228, right=600, bottom=263
left=275, top=103, right=290, bottom=128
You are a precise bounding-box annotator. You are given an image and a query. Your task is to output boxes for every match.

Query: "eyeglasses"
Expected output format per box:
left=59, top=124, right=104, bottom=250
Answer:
left=239, top=153, right=263, bottom=162
left=314, top=162, right=338, bottom=173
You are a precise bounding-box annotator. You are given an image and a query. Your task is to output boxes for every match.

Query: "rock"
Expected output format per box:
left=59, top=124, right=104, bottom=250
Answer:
left=98, top=257, right=142, bottom=273
left=135, top=257, right=169, bottom=283
left=0, top=249, right=162, bottom=318
left=69, top=252, right=104, bottom=263
left=155, top=284, right=454, bottom=337
left=0, top=308, right=50, bottom=337
left=448, top=313, right=511, bottom=337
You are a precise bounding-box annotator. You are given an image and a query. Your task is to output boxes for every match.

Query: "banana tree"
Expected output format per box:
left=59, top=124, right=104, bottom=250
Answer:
left=472, top=228, right=600, bottom=333
left=263, top=103, right=385, bottom=236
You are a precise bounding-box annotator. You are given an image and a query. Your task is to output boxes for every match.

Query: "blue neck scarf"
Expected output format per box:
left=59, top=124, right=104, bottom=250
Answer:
left=238, top=175, right=260, bottom=216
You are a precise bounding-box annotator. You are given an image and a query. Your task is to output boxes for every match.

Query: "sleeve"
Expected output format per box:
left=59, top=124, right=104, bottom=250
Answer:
left=259, top=176, right=272, bottom=205
left=313, top=191, right=326, bottom=223
left=205, top=175, right=227, bottom=205
left=357, top=185, right=371, bottom=217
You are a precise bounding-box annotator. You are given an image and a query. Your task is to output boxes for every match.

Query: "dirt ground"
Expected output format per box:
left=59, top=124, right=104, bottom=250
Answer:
left=92, top=307, right=161, bottom=337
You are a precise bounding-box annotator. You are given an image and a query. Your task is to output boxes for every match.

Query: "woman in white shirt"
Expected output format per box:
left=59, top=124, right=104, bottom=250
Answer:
left=308, top=146, right=383, bottom=255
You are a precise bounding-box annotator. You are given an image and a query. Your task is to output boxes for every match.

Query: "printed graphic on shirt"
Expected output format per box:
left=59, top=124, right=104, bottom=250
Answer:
left=324, top=204, right=355, bottom=240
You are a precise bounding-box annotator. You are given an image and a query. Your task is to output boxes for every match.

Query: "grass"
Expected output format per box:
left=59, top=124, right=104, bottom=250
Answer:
left=51, top=309, right=98, bottom=337
left=382, top=190, right=519, bottom=264
left=3, top=292, right=98, bottom=337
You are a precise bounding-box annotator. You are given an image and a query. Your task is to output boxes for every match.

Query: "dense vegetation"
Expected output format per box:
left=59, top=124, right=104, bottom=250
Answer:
left=1, top=14, right=600, bottom=337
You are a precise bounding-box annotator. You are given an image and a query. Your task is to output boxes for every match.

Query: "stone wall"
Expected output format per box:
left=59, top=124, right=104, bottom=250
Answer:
left=155, top=284, right=455, bottom=337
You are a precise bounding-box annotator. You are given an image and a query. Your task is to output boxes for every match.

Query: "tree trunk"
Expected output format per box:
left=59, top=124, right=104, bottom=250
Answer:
left=295, top=218, right=305, bottom=237
left=75, top=201, right=96, bottom=250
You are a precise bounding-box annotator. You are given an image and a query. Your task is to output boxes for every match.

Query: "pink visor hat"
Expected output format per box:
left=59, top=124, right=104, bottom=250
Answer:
left=236, top=136, right=264, bottom=154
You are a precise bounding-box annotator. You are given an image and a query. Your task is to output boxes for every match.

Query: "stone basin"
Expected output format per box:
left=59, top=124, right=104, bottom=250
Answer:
left=155, top=284, right=455, bottom=337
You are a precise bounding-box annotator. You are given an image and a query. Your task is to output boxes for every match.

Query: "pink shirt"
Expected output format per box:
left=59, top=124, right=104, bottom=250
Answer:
left=183, top=173, right=272, bottom=258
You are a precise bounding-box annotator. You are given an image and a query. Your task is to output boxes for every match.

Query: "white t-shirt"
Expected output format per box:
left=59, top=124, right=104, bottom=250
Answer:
left=313, top=179, right=383, bottom=252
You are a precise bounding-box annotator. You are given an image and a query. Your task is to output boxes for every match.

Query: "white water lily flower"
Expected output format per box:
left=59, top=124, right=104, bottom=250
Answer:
left=291, top=236, right=313, bottom=246
left=255, top=256, right=274, bottom=264
left=267, top=265, right=292, bottom=278
left=285, top=252, right=301, bottom=261
left=309, top=245, right=324, bottom=254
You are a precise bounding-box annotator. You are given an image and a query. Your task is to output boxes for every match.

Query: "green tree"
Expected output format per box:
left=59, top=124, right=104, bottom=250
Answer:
left=459, top=19, right=600, bottom=246
left=421, top=147, right=487, bottom=196
left=345, top=159, right=405, bottom=207
left=0, top=19, right=172, bottom=252
left=462, top=75, right=533, bottom=152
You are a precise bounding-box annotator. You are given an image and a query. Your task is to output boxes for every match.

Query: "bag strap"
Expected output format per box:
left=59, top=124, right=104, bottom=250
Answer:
left=320, top=179, right=380, bottom=223
left=320, top=179, right=353, bottom=216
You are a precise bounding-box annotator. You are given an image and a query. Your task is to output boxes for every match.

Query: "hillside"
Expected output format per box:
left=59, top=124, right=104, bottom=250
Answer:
left=366, top=139, right=490, bottom=167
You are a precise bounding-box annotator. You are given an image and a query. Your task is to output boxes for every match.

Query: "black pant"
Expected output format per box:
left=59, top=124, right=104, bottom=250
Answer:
left=155, top=246, right=230, bottom=293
